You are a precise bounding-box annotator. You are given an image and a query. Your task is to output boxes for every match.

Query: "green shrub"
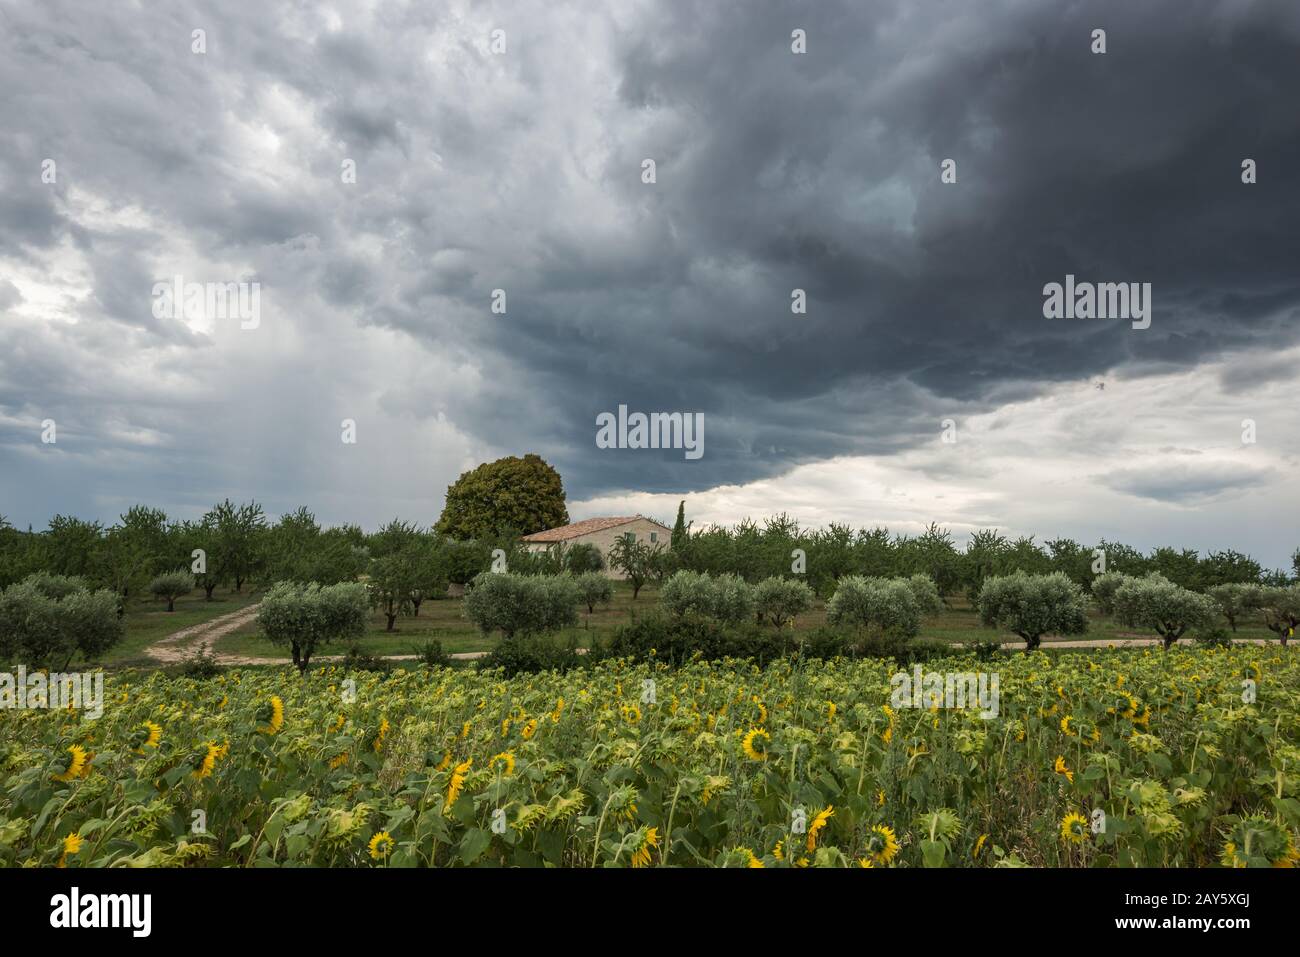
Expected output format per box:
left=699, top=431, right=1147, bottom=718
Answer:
left=339, top=644, right=393, bottom=673
left=171, top=642, right=224, bottom=679
left=477, top=634, right=587, bottom=677
left=566, top=544, right=605, bottom=574
left=412, top=640, right=452, bottom=668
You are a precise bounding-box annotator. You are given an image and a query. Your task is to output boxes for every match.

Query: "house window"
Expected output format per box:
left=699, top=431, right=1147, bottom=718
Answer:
left=650, top=532, right=658, bottom=543
left=623, top=532, right=635, bottom=543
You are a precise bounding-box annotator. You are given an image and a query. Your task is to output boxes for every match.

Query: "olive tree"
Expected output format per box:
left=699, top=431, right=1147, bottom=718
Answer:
left=1090, top=571, right=1135, bottom=616
left=148, top=569, right=194, bottom=612
left=753, top=576, right=814, bottom=627
left=1112, top=574, right=1218, bottom=650
left=826, top=576, right=922, bottom=640
left=366, top=552, right=419, bottom=631
left=659, top=570, right=714, bottom=619
left=462, top=572, right=580, bottom=640
left=574, top=571, right=613, bottom=615
left=905, top=574, right=944, bottom=617
left=1206, top=582, right=1261, bottom=632
left=1246, top=584, right=1300, bottom=646
left=257, top=580, right=369, bottom=672
left=978, top=571, right=1089, bottom=651
left=0, top=574, right=124, bottom=668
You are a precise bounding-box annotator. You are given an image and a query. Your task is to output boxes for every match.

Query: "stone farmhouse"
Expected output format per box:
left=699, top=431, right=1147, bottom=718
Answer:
left=521, top=515, right=671, bottom=578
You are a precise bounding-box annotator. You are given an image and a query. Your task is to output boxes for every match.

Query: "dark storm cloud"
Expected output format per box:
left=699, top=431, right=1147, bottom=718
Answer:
left=1, top=0, right=1298, bottom=535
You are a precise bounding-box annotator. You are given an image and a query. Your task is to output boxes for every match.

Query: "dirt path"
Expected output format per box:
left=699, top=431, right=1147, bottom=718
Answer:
left=1003, top=637, right=1278, bottom=650
left=145, top=603, right=267, bottom=664
left=146, top=605, right=490, bottom=666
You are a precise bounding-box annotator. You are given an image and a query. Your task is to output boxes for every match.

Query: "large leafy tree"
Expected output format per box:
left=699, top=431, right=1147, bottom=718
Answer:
left=435, top=454, right=568, bottom=540
left=209, top=499, right=267, bottom=592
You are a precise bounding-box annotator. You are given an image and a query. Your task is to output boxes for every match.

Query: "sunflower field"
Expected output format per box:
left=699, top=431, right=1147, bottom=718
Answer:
left=2, top=647, right=1298, bottom=868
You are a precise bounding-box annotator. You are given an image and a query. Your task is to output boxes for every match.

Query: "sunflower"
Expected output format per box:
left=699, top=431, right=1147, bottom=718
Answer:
left=444, top=758, right=472, bottom=813
left=741, top=727, right=771, bottom=761
left=491, top=751, right=516, bottom=776
left=1059, top=715, right=1074, bottom=737
left=331, top=713, right=345, bottom=732
left=192, top=742, right=222, bottom=780
left=258, top=696, right=284, bottom=734
left=368, top=831, right=394, bottom=861
left=806, top=806, right=834, bottom=853
left=550, top=697, right=565, bottom=722
left=1053, top=755, right=1074, bottom=783
left=52, top=745, right=88, bottom=783
left=372, top=718, right=390, bottom=753
left=740, top=848, right=764, bottom=869
left=521, top=719, right=539, bottom=740
left=1060, top=811, right=1089, bottom=844
left=623, top=705, right=641, bottom=725
left=131, top=720, right=162, bottom=753
left=57, top=832, right=83, bottom=868
left=973, top=833, right=988, bottom=860
left=864, top=824, right=899, bottom=865
left=329, top=753, right=350, bottom=770
left=630, top=827, right=659, bottom=868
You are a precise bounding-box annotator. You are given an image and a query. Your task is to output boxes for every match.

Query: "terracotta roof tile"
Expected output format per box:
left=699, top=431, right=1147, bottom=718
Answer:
left=521, top=515, right=666, bottom=543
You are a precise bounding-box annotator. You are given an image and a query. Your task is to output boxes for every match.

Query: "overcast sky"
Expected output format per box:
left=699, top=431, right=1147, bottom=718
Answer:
left=1, top=0, right=1297, bottom=569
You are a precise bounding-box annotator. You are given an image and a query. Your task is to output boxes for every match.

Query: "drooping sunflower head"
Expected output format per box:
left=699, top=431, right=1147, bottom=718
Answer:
left=130, top=721, right=162, bottom=753
left=56, top=831, right=83, bottom=868
left=191, top=741, right=221, bottom=780
left=443, top=758, right=473, bottom=814
left=372, top=718, right=390, bottom=753
left=368, top=831, right=395, bottom=861
left=806, top=806, right=835, bottom=853
left=257, top=696, right=284, bottom=734
left=1060, top=811, right=1089, bottom=845
left=52, top=744, right=88, bottom=783
left=491, top=751, right=516, bottom=776
left=630, top=826, right=659, bottom=868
